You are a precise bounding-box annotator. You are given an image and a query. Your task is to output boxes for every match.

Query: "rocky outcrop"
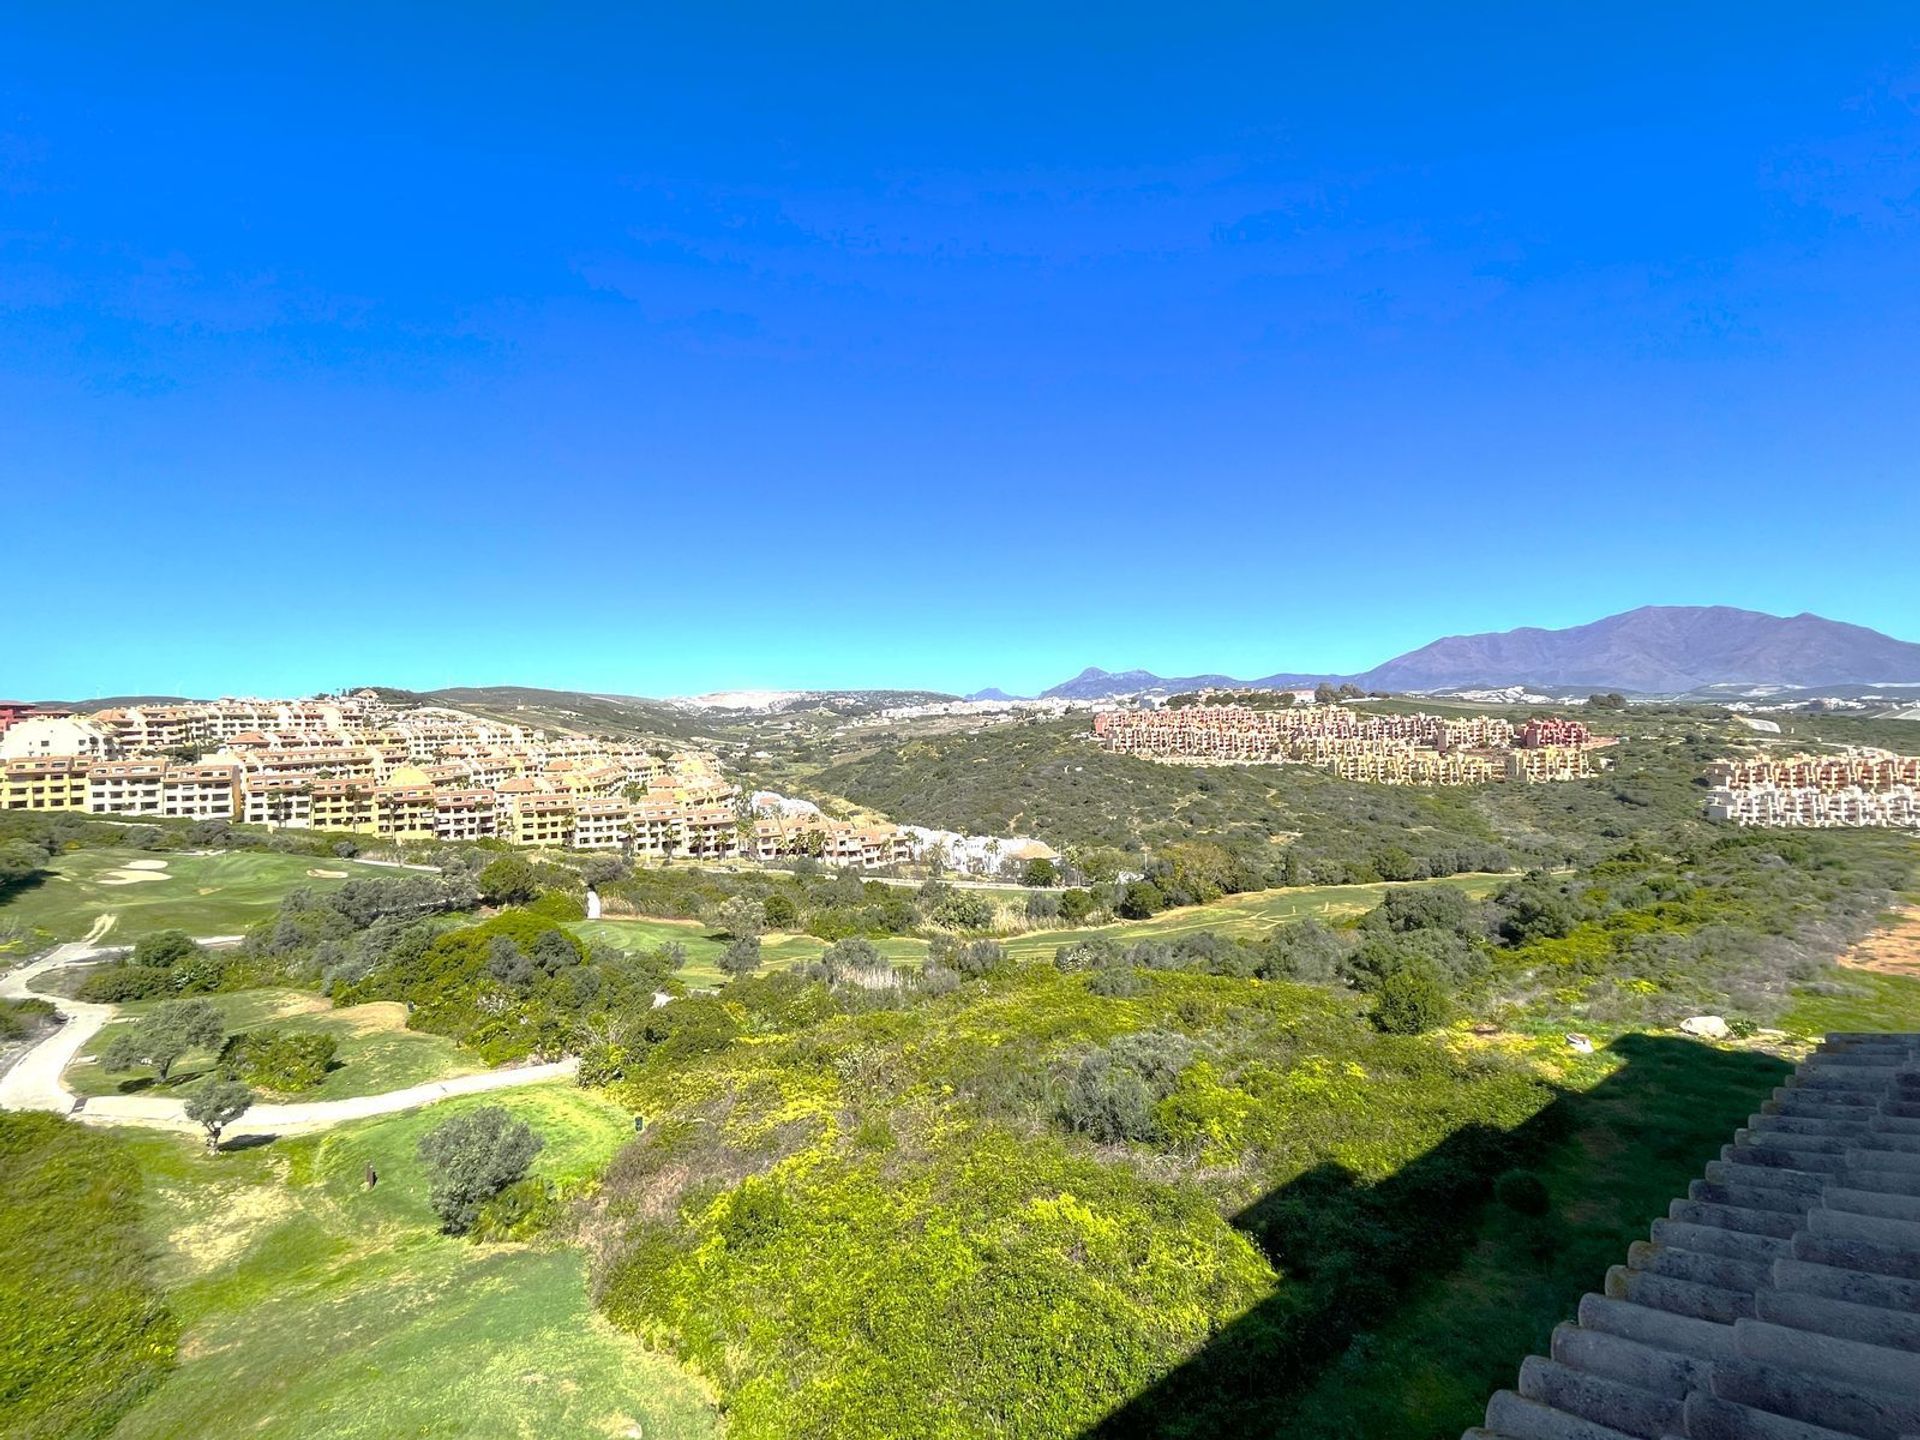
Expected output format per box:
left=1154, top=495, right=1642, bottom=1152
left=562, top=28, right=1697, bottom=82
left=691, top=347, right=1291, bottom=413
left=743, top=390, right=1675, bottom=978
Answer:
left=1465, top=1033, right=1920, bottom=1440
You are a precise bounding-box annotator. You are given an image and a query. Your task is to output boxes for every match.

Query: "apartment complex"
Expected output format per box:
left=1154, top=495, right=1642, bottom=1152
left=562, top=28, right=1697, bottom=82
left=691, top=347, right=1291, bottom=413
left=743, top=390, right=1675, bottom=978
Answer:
left=1092, top=705, right=1606, bottom=786
left=4, top=691, right=918, bottom=866
left=1706, top=749, right=1920, bottom=831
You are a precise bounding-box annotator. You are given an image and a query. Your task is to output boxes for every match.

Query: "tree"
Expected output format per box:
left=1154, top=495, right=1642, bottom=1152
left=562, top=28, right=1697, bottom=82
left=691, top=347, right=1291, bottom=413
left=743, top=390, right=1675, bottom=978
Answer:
left=416, top=1105, right=545, bottom=1234
left=713, top=895, right=764, bottom=940
left=1116, top=880, right=1165, bottom=921
left=763, top=892, right=799, bottom=930
left=1058, top=889, right=1095, bottom=924
left=185, top=1081, right=254, bottom=1152
left=1314, top=683, right=1340, bottom=706
left=1372, top=964, right=1454, bottom=1035
left=718, top=934, right=762, bottom=977
left=132, top=929, right=200, bottom=969
left=100, top=999, right=226, bottom=1082
left=1021, top=857, right=1059, bottom=888
left=477, top=855, right=540, bottom=906
left=932, top=891, right=994, bottom=931
left=484, top=935, right=534, bottom=989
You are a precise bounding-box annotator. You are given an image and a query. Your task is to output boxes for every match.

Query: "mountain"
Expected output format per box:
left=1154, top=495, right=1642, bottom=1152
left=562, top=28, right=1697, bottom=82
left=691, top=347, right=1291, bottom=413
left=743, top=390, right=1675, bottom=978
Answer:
left=966, top=688, right=1023, bottom=702
left=1031, top=607, right=1920, bottom=698
left=1352, top=607, right=1920, bottom=692
left=1041, top=667, right=1248, bottom=700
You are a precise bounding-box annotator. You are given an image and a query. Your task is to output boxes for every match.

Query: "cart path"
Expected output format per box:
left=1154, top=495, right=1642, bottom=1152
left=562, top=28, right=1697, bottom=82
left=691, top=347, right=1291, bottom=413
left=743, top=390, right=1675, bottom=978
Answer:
left=0, top=942, right=574, bottom=1136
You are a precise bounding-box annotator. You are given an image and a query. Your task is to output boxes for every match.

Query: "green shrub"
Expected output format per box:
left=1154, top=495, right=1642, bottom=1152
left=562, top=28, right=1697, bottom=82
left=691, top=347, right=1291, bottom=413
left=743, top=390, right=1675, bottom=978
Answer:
left=77, top=965, right=175, bottom=1003
left=0, top=997, right=56, bottom=1041
left=131, top=929, right=201, bottom=968
left=1372, top=964, right=1454, bottom=1035
left=417, top=1105, right=545, bottom=1235
left=219, top=1028, right=338, bottom=1092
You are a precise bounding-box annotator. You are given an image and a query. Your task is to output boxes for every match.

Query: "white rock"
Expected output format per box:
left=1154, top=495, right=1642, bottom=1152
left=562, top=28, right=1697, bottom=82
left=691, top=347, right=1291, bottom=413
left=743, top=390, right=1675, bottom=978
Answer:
left=1680, top=1015, right=1731, bottom=1039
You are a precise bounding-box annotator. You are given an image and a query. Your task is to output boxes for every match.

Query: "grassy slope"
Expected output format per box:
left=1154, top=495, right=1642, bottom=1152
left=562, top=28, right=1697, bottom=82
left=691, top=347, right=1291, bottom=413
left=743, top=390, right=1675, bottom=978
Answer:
left=0, top=1114, right=177, bottom=1440
left=572, top=874, right=1510, bottom=985
left=107, top=1086, right=719, bottom=1440
left=1272, top=1035, right=1794, bottom=1438
left=65, top=988, right=483, bottom=1100
left=1, top=848, right=386, bottom=946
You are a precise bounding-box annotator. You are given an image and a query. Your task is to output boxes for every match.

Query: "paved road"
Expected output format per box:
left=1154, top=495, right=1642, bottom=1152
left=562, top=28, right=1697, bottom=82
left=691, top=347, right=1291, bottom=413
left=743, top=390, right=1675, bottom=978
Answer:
left=0, top=942, right=575, bottom=1137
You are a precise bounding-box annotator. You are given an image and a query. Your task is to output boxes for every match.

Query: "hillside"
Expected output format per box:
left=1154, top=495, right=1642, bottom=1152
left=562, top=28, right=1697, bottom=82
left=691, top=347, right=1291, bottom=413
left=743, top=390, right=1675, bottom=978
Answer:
left=1033, top=606, right=1920, bottom=697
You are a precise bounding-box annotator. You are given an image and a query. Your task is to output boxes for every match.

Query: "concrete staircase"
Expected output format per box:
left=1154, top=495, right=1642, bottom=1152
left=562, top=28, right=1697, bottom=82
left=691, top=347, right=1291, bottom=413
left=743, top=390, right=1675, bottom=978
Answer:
left=1465, top=1033, right=1920, bottom=1440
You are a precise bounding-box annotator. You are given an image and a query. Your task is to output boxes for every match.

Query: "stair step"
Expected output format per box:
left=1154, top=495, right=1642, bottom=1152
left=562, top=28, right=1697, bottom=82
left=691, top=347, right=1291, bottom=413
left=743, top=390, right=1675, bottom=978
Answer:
left=1773, top=1258, right=1920, bottom=1315
left=1871, top=1115, right=1920, bottom=1137
left=1550, top=1323, right=1711, bottom=1399
left=1683, top=1391, right=1869, bottom=1440
left=1793, top=1229, right=1920, bottom=1283
left=1485, top=1389, right=1642, bottom=1440
left=1811, top=1206, right=1920, bottom=1253
left=1742, top=1129, right=1851, bottom=1156
left=1713, top=1353, right=1920, bottom=1438
left=1688, top=1180, right=1813, bottom=1217
left=1519, top=1356, right=1682, bottom=1439
left=1847, top=1167, right=1920, bottom=1199
left=1629, top=1241, right=1774, bottom=1296
left=1735, top=1317, right=1920, bottom=1398
left=1851, top=1147, right=1920, bottom=1174
left=1751, top=1113, right=1875, bottom=1139
left=1755, top=1286, right=1920, bottom=1354
left=1704, top=1161, right=1828, bottom=1197
left=1826, top=1188, right=1920, bottom=1225
left=1606, top=1265, right=1756, bottom=1324
left=1724, top=1144, right=1847, bottom=1175
left=1576, top=1294, right=1738, bottom=1361
left=1669, top=1199, right=1803, bottom=1240
left=1651, top=1218, right=1796, bottom=1262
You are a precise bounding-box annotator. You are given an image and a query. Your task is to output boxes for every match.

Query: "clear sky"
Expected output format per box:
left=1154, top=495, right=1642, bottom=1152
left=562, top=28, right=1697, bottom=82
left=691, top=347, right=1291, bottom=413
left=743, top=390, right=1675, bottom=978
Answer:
left=5, top=6, right=1917, bottom=700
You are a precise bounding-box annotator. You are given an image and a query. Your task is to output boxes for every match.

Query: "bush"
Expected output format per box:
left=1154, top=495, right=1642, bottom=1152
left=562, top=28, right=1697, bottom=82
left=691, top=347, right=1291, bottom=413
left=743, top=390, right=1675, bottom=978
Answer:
left=417, top=1105, right=545, bottom=1234
left=1058, top=889, right=1095, bottom=923
left=132, top=930, right=201, bottom=969
left=718, top=935, right=763, bottom=977
left=932, top=892, right=994, bottom=931
left=1060, top=1029, right=1195, bottom=1145
left=763, top=892, right=799, bottom=930
left=1494, top=1168, right=1551, bottom=1217
left=477, top=855, right=541, bottom=906
left=219, top=1028, right=338, bottom=1092
left=77, top=965, right=175, bottom=1003
left=1116, top=881, right=1166, bottom=920
left=1371, top=964, right=1454, bottom=1035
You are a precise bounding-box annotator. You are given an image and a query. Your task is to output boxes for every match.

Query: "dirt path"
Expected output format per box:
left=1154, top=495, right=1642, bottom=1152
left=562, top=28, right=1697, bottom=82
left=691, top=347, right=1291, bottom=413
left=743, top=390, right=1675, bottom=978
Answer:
left=1841, top=906, right=1920, bottom=978
left=0, top=942, right=575, bottom=1139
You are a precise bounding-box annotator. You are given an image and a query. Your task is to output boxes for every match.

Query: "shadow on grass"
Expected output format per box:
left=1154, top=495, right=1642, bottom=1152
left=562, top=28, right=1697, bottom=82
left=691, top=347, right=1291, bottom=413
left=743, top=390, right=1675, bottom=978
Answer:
left=220, top=1132, right=280, bottom=1152
left=1080, top=1033, right=1792, bottom=1440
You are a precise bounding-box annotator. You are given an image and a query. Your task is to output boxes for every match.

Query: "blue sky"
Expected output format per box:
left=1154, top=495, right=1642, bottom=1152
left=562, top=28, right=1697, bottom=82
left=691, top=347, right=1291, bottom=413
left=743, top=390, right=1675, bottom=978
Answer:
left=5, top=6, right=1917, bottom=699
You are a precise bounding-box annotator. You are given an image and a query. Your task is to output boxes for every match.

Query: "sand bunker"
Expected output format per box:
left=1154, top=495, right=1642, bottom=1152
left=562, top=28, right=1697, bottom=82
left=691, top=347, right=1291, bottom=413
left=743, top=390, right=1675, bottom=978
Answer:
left=1842, top=907, right=1920, bottom=979
left=97, top=869, right=171, bottom=886
left=306, top=868, right=350, bottom=879
left=122, top=859, right=169, bottom=871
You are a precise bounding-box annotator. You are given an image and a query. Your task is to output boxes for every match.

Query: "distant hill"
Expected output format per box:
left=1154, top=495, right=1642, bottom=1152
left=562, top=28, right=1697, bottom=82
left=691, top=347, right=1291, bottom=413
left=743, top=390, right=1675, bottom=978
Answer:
left=1033, top=607, right=1920, bottom=698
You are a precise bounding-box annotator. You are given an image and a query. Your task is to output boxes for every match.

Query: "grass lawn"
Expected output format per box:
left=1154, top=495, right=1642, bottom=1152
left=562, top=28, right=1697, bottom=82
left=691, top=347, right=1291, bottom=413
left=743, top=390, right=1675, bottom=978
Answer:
left=1000, top=871, right=1511, bottom=961
left=107, top=1086, right=720, bottom=1440
left=0, top=848, right=388, bottom=948
left=572, top=874, right=1511, bottom=986
left=1781, top=967, right=1920, bottom=1036
left=66, top=987, right=483, bottom=1101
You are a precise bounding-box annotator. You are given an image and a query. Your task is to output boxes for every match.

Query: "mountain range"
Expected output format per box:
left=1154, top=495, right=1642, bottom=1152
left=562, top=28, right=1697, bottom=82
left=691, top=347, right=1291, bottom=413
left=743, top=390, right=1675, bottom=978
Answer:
left=1035, top=606, right=1920, bottom=699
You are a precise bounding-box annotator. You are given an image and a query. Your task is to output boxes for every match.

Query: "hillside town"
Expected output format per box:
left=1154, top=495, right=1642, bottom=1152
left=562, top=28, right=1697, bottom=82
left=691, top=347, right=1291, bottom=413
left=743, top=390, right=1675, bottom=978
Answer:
left=1706, top=748, right=1920, bottom=829
left=1092, top=704, right=1609, bottom=785
left=0, top=694, right=935, bottom=866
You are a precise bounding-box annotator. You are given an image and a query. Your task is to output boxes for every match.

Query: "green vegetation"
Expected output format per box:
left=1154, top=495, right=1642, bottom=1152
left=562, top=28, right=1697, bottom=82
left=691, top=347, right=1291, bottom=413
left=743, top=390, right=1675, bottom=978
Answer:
left=0, top=846, right=394, bottom=947
left=0, top=1114, right=176, bottom=1440
left=417, top=1104, right=546, bottom=1233
left=66, top=988, right=481, bottom=1101
left=100, top=1087, right=719, bottom=1439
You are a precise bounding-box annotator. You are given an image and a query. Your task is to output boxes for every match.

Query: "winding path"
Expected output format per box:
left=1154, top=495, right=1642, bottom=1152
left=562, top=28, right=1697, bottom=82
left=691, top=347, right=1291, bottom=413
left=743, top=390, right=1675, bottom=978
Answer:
left=0, top=942, right=576, bottom=1137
